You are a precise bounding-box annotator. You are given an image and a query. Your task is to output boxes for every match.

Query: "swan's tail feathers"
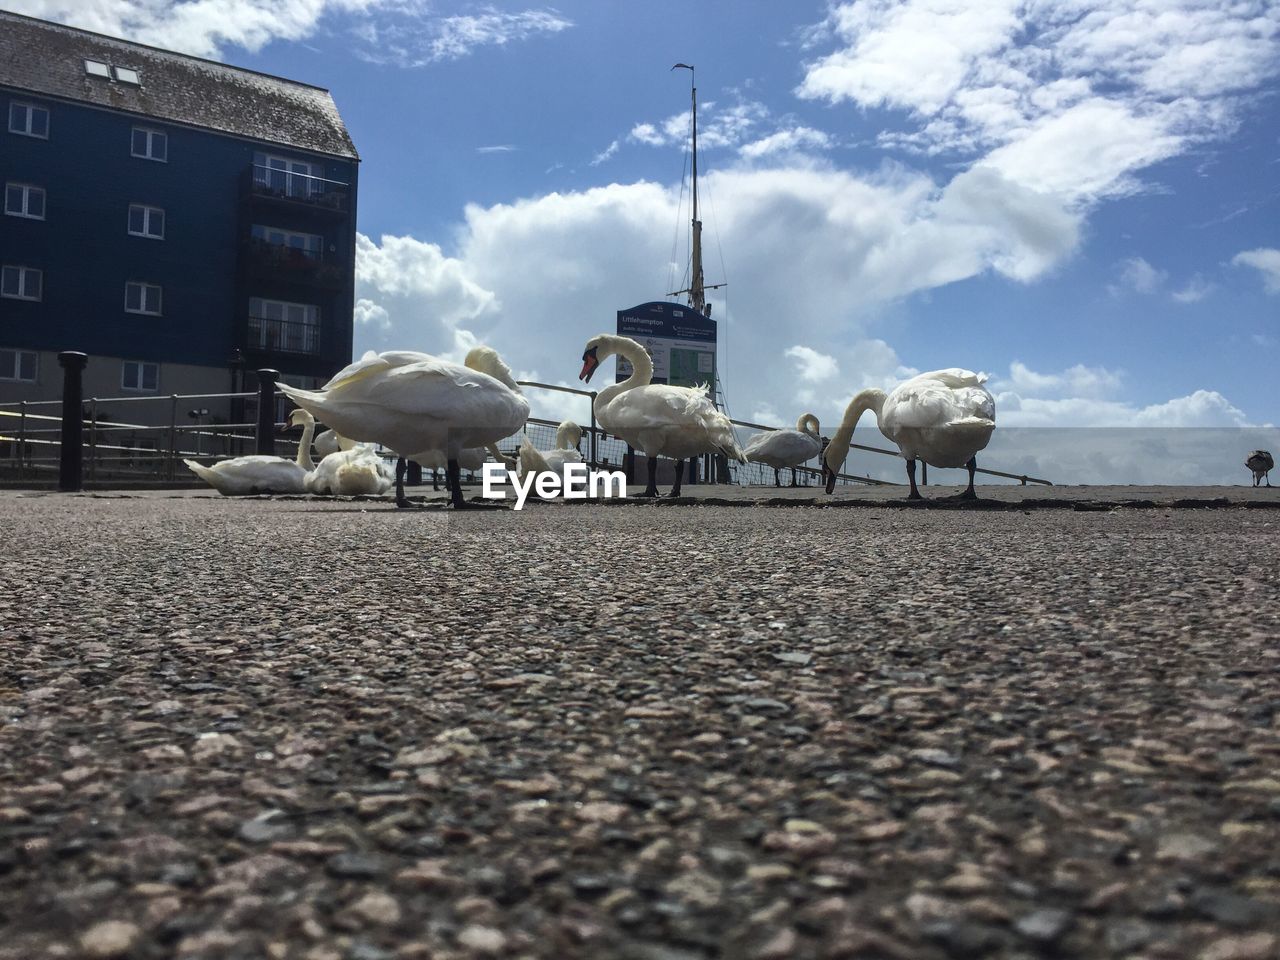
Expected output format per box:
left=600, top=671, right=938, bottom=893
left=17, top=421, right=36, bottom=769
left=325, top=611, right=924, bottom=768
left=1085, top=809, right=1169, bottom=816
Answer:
left=183, top=459, right=215, bottom=484
left=718, top=437, right=747, bottom=464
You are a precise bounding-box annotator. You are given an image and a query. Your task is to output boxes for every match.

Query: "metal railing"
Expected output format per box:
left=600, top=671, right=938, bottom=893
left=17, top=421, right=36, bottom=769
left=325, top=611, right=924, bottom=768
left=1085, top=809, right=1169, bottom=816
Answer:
left=244, top=164, right=350, bottom=213
left=246, top=316, right=321, bottom=355
left=1, top=356, right=1050, bottom=492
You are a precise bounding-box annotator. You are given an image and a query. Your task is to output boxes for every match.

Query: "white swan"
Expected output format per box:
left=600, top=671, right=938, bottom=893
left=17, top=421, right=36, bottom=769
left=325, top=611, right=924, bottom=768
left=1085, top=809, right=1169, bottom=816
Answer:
left=278, top=346, right=529, bottom=508
left=313, top=428, right=353, bottom=460
left=1246, top=450, right=1273, bottom=487
left=823, top=369, right=995, bottom=499
left=184, top=407, right=314, bottom=496
left=306, top=443, right=394, bottom=496
left=744, top=414, right=823, bottom=487
left=579, top=334, right=745, bottom=497
left=412, top=445, right=515, bottom=490
left=517, top=420, right=584, bottom=478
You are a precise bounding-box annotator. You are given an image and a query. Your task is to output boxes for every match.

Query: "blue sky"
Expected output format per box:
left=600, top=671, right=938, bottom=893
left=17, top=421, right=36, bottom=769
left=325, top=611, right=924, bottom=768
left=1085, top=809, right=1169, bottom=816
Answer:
left=12, top=0, right=1280, bottom=482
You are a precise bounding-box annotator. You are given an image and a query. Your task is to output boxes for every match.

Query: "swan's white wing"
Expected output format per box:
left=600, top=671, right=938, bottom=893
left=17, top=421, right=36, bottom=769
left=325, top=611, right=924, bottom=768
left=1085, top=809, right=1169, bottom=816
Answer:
left=600, top=385, right=745, bottom=461
left=885, top=374, right=995, bottom=429
left=322, top=349, right=440, bottom=390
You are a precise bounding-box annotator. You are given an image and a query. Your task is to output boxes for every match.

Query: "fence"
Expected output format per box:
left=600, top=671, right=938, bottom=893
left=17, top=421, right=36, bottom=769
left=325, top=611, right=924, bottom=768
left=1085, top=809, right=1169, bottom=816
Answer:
left=1, top=352, right=1051, bottom=491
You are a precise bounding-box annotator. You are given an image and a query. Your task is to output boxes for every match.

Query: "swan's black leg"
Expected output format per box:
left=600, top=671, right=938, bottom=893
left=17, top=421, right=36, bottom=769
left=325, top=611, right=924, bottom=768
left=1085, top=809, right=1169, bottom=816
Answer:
left=447, top=458, right=468, bottom=508
left=668, top=459, right=685, bottom=497
left=960, top=457, right=978, bottom=500
left=906, top=458, right=923, bottom=500
left=789, top=467, right=798, bottom=487
left=639, top=456, right=659, bottom=498
left=431, top=468, right=440, bottom=491
left=395, top=457, right=415, bottom=509
left=774, top=468, right=781, bottom=488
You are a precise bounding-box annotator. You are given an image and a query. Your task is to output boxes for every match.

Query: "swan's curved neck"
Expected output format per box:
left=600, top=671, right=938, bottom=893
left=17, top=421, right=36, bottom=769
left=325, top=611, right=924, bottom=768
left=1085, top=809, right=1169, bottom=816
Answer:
left=824, top=389, right=885, bottom=472
left=593, top=336, right=653, bottom=410
left=295, top=412, right=316, bottom=470
left=796, top=413, right=820, bottom=436
left=554, top=421, right=581, bottom=449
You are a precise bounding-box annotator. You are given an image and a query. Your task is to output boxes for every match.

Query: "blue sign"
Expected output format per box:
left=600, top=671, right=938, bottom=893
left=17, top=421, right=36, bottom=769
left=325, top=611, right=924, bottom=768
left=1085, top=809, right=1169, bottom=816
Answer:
left=615, top=301, right=717, bottom=388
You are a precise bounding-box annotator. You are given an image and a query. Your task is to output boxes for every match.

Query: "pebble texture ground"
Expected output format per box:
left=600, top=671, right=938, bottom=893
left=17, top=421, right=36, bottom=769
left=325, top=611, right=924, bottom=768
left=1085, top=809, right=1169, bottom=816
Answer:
left=1, top=493, right=1278, bottom=960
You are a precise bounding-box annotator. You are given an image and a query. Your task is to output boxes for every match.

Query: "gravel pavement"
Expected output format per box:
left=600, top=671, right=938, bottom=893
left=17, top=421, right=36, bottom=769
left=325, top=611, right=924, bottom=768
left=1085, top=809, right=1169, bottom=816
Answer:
left=1, top=492, right=1278, bottom=960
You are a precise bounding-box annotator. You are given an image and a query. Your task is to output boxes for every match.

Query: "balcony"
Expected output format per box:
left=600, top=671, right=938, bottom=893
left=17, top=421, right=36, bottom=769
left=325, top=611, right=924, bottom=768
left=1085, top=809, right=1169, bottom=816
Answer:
left=241, top=164, right=350, bottom=216
left=246, top=316, right=321, bottom=356
left=241, top=238, right=345, bottom=289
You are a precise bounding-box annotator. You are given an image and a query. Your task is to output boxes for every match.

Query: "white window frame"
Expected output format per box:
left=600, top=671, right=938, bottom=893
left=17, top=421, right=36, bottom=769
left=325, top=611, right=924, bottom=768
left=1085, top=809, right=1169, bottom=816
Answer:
left=113, top=66, right=140, bottom=85
left=5, top=183, right=45, bottom=220
left=121, top=360, right=159, bottom=393
left=8, top=102, right=49, bottom=139
left=251, top=224, right=323, bottom=258
left=1, top=265, right=42, bottom=301
left=84, top=59, right=110, bottom=79
left=127, top=204, right=165, bottom=239
left=124, top=281, right=162, bottom=316
left=0, top=349, right=38, bottom=383
left=131, top=126, right=167, bottom=162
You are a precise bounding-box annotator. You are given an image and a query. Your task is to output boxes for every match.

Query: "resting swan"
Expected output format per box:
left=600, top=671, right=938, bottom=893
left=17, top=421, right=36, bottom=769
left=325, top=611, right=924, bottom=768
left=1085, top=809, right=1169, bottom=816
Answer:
left=823, top=369, right=995, bottom=499
left=1246, top=450, right=1274, bottom=487
left=744, top=414, right=823, bottom=487
left=278, top=347, right=529, bottom=508
left=517, top=420, right=584, bottom=478
left=183, top=407, right=314, bottom=495
left=413, top=445, right=515, bottom=491
left=579, top=334, right=745, bottom=497
left=313, top=428, right=353, bottom=460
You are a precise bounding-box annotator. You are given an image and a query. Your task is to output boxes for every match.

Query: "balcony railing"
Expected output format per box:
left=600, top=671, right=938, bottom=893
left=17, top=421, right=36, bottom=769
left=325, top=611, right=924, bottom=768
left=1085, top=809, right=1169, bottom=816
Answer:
left=243, top=164, right=350, bottom=214
left=246, top=316, right=321, bottom=355
left=242, top=238, right=345, bottom=288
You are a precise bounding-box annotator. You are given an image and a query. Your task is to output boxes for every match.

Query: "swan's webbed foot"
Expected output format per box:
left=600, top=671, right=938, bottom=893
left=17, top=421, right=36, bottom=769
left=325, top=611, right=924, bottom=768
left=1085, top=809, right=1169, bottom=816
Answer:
left=905, top=458, right=924, bottom=500
left=637, top=487, right=659, bottom=498
left=396, top=496, right=422, bottom=509
left=667, top=459, right=686, bottom=497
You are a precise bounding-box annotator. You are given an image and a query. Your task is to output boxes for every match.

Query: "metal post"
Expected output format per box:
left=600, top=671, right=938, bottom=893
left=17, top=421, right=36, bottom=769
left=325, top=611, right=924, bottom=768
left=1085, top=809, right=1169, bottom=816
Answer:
left=57, top=351, right=88, bottom=492
left=167, top=395, right=179, bottom=480
left=589, top=391, right=598, bottom=468
left=17, top=401, right=27, bottom=478
left=255, top=368, right=280, bottom=456
left=89, top=399, right=98, bottom=483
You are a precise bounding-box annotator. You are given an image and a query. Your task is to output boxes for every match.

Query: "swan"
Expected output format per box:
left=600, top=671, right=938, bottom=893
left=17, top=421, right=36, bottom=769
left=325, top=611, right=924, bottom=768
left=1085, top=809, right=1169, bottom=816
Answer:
left=1246, top=450, right=1273, bottom=487
left=412, top=445, right=515, bottom=490
left=579, top=334, right=745, bottom=497
left=313, top=428, right=353, bottom=460
left=278, top=346, right=529, bottom=508
left=823, top=369, right=995, bottom=500
left=517, top=420, right=585, bottom=478
left=184, top=407, right=314, bottom=495
left=744, top=414, right=823, bottom=487
left=306, top=442, right=394, bottom=496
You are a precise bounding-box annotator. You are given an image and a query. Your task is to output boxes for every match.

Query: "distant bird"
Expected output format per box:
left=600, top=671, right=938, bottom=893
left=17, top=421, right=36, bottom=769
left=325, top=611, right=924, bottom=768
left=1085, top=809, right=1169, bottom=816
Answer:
left=517, top=420, right=585, bottom=478
left=744, top=414, right=823, bottom=487
left=824, top=369, right=995, bottom=500
left=579, top=334, right=745, bottom=497
left=1246, top=450, right=1274, bottom=487
left=183, top=408, right=313, bottom=495
left=278, top=347, right=529, bottom=508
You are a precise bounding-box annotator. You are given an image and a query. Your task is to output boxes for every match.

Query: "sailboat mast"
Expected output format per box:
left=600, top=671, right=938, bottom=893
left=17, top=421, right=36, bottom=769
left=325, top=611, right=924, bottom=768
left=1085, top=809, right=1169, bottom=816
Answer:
left=688, top=68, right=706, bottom=317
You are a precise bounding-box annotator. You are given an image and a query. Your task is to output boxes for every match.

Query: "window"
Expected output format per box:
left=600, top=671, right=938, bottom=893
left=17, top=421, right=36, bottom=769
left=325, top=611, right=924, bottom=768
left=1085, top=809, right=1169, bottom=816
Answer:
left=84, top=59, right=110, bottom=78
left=0, top=350, right=37, bottom=383
left=5, top=183, right=45, bottom=219
left=251, top=224, right=322, bottom=258
left=131, top=127, right=167, bottom=162
left=125, top=281, right=162, bottom=315
left=122, top=361, right=158, bottom=392
left=8, top=102, right=49, bottom=138
left=256, top=154, right=320, bottom=198
left=1, top=265, right=42, bottom=301
left=249, top=297, right=320, bottom=354
left=127, top=204, right=165, bottom=239
left=113, top=67, right=140, bottom=85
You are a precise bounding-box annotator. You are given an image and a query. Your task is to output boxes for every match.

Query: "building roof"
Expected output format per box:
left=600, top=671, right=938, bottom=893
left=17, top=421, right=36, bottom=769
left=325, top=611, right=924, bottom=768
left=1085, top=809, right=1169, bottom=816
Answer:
left=0, top=10, right=358, bottom=160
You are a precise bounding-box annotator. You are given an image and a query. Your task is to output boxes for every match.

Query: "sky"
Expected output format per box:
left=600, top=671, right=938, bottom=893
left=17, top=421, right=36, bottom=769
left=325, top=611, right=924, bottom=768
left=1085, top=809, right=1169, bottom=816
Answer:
left=10, top=0, right=1280, bottom=483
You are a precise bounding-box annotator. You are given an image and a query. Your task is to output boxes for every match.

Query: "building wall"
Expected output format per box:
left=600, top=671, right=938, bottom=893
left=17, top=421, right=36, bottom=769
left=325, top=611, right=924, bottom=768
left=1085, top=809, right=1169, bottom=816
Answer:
left=0, top=87, right=357, bottom=390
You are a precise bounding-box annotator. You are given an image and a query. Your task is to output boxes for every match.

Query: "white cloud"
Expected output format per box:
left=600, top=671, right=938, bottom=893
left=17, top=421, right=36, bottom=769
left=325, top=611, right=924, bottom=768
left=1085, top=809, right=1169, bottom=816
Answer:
left=1115, top=256, right=1167, bottom=295
left=784, top=345, right=839, bottom=382
left=1233, top=247, right=1280, bottom=293
left=353, top=298, right=390, bottom=330
left=590, top=139, right=619, bottom=166
left=9, top=1, right=572, bottom=64
left=995, top=361, right=1124, bottom=399
left=740, top=126, right=833, bottom=159
left=1171, top=275, right=1213, bottom=303
left=476, top=145, right=517, bottom=154
left=797, top=1, right=1280, bottom=203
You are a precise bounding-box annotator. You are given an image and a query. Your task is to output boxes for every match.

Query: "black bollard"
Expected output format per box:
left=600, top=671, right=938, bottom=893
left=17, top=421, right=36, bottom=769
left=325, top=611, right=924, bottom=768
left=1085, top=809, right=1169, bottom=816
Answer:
left=407, top=460, right=422, bottom=486
left=58, top=351, right=88, bottom=492
left=255, top=368, right=280, bottom=456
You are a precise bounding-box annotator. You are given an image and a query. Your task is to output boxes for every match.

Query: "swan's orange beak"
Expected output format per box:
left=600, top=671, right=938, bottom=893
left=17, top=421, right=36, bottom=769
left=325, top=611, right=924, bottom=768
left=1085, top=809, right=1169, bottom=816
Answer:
left=579, top=346, right=599, bottom=383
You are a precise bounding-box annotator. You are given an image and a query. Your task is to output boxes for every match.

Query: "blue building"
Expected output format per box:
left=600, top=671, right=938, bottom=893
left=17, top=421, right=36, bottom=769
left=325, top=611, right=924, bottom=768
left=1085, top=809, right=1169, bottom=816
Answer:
left=0, top=10, right=359, bottom=424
